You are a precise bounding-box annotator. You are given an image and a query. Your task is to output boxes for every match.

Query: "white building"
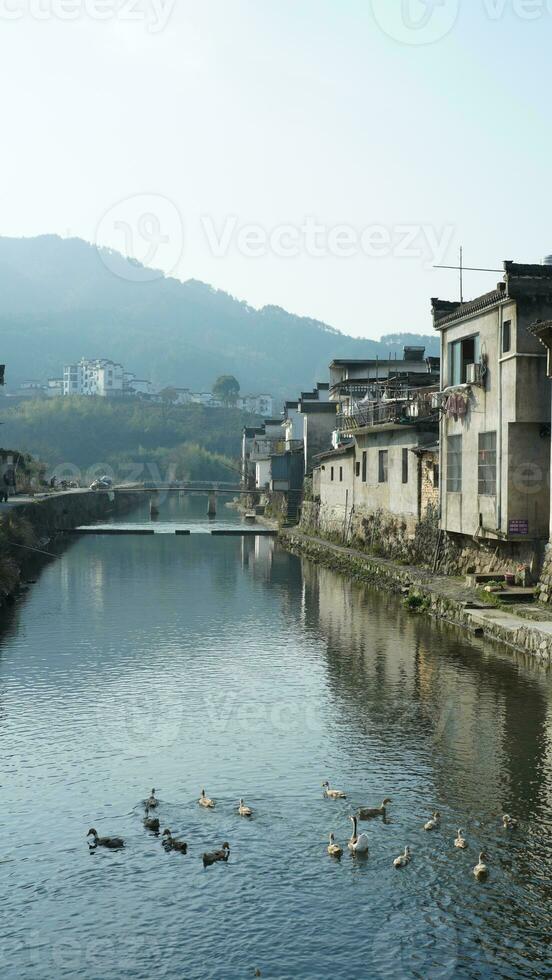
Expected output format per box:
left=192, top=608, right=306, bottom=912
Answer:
left=63, top=358, right=152, bottom=399
left=47, top=378, right=64, bottom=398
left=238, top=394, right=274, bottom=415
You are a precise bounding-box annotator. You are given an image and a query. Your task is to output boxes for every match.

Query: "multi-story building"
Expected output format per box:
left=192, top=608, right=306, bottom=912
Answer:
left=63, top=358, right=125, bottom=398
left=63, top=359, right=154, bottom=399
left=330, top=347, right=439, bottom=447
left=282, top=383, right=336, bottom=474
left=238, top=394, right=274, bottom=416
left=433, top=261, right=552, bottom=548
left=313, top=380, right=440, bottom=537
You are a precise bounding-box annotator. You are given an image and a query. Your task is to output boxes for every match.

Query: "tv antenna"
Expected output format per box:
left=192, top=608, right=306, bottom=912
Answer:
left=434, top=248, right=502, bottom=304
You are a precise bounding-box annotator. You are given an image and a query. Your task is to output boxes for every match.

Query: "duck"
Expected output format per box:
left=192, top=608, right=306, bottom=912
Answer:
left=503, top=814, right=518, bottom=830
left=145, top=789, right=158, bottom=810
left=202, top=842, right=230, bottom=867
left=162, top=829, right=188, bottom=854
left=473, top=852, right=489, bottom=881
left=454, top=828, right=468, bottom=849
left=393, top=846, right=411, bottom=868
left=322, top=781, right=346, bottom=800
left=424, top=811, right=441, bottom=831
left=143, top=806, right=160, bottom=834
left=347, top=816, right=369, bottom=856
left=357, top=798, right=392, bottom=821
left=87, top=828, right=125, bottom=850
left=327, top=833, right=343, bottom=858
left=238, top=798, right=253, bottom=817
left=199, top=789, right=215, bottom=809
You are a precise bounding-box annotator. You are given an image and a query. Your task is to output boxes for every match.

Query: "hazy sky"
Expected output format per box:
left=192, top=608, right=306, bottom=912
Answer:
left=1, top=0, right=551, bottom=338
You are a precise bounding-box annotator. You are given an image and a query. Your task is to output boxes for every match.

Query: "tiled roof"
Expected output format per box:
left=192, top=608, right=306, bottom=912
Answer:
left=314, top=444, right=355, bottom=462
left=432, top=289, right=505, bottom=329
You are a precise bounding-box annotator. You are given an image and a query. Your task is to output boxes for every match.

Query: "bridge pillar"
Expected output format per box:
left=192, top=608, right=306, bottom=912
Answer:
left=207, top=491, right=217, bottom=517
left=150, top=492, right=160, bottom=519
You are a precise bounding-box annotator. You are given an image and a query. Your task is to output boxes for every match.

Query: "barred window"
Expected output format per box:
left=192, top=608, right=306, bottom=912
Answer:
left=478, top=432, right=497, bottom=496
left=447, top=435, right=462, bottom=492
left=362, top=451, right=367, bottom=483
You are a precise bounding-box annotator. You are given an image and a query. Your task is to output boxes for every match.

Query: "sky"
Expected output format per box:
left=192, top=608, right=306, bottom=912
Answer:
left=1, top=0, right=551, bottom=339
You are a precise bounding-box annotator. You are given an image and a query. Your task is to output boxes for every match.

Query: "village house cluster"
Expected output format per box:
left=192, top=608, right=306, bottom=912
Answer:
left=243, top=261, right=552, bottom=589
left=11, top=358, right=274, bottom=416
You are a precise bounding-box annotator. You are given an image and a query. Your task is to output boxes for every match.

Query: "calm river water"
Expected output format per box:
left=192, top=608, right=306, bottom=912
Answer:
left=1, top=497, right=551, bottom=979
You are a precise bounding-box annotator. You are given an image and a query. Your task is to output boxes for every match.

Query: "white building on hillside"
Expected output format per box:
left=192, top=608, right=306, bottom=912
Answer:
left=238, top=394, right=274, bottom=415
left=63, top=358, right=152, bottom=399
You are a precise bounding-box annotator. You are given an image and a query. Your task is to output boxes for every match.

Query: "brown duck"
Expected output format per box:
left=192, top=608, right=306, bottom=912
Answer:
left=162, top=829, right=188, bottom=854
left=144, top=806, right=160, bottom=834
left=202, top=842, right=230, bottom=867
left=87, top=829, right=125, bottom=850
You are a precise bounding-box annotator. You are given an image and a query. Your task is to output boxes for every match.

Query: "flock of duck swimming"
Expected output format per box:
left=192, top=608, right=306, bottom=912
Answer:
left=87, top=788, right=239, bottom=867
left=321, top=782, right=519, bottom=880
left=87, top=780, right=519, bottom=879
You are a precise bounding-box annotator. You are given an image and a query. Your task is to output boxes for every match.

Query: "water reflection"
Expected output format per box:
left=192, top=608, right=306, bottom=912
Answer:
left=0, top=532, right=551, bottom=979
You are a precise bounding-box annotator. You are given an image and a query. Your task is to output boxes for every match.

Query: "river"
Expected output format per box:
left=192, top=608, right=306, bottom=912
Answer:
left=1, top=496, right=551, bottom=979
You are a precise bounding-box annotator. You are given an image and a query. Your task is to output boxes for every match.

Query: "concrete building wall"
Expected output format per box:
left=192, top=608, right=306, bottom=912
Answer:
left=255, top=458, right=271, bottom=489
left=303, top=411, right=336, bottom=474
left=353, top=427, right=436, bottom=534
left=317, top=451, right=355, bottom=534
left=439, top=300, right=550, bottom=541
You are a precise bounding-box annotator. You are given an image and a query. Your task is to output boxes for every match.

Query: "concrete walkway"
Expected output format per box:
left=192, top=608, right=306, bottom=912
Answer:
left=0, top=488, right=94, bottom=514
left=282, top=530, right=552, bottom=661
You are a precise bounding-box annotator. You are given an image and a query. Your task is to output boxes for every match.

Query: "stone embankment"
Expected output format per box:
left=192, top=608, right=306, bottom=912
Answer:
left=0, top=489, right=135, bottom=611
left=281, top=529, right=552, bottom=664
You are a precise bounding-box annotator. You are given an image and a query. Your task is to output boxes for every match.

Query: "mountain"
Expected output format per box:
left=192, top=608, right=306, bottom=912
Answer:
left=0, top=235, right=439, bottom=398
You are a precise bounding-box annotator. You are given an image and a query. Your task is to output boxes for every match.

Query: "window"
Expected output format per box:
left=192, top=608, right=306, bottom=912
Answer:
left=378, top=450, right=388, bottom=484
left=433, top=464, right=440, bottom=490
left=447, top=435, right=462, bottom=492
left=502, top=319, right=511, bottom=354
left=331, top=467, right=334, bottom=482
left=355, top=461, right=361, bottom=478
left=339, top=467, right=343, bottom=482
left=449, top=334, right=480, bottom=385
left=402, top=448, right=409, bottom=484
left=362, top=451, right=367, bottom=483
left=478, top=432, right=497, bottom=496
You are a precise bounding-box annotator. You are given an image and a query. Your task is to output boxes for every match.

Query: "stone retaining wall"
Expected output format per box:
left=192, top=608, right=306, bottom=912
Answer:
left=301, top=500, right=545, bottom=581
left=281, top=530, right=552, bottom=663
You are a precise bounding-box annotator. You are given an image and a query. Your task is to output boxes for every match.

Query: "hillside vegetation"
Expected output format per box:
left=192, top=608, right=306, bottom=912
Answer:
left=1, top=398, right=248, bottom=484
left=0, top=235, right=439, bottom=398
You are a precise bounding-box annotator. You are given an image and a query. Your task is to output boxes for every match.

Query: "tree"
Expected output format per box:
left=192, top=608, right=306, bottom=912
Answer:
left=212, top=375, right=240, bottom=406
left=159, top=387, right=179, bottom=404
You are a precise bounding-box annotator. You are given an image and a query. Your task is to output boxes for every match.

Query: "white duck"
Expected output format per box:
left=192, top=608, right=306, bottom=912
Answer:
left=327, top=833, right=343, bottom=858
left=424, top=811, right=441, bottom=831
left=393, top=846, right=411, bottom=868
left=502, top=814, right=518, bottom=830
left=322, top=781, right=346, bottom=800
left=473, top=852, right=489, bottom=881
left=199, top=789, right=215, bottom=808
left=454, top=828, right=468, bottom=849
left=348, top=816, right=369, bottom=856
left=238, top=798, right=253, bottom=817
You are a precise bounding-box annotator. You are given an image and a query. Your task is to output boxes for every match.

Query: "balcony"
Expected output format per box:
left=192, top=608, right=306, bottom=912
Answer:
left=336, top=386, right=440, bottom=434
